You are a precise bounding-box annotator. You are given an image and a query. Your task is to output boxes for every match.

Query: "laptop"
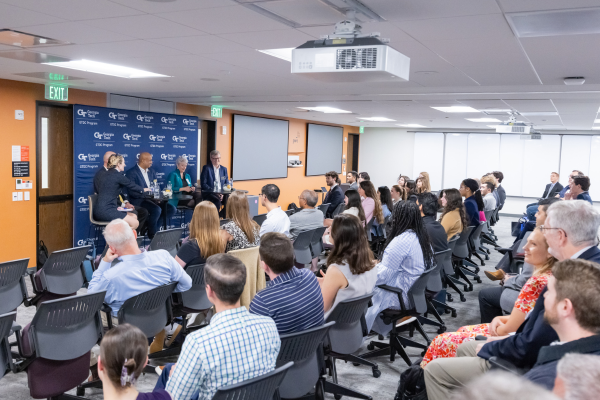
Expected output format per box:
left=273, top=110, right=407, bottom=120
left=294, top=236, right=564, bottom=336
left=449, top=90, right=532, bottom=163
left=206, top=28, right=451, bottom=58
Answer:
left=321, top=186, right=328, bottom=193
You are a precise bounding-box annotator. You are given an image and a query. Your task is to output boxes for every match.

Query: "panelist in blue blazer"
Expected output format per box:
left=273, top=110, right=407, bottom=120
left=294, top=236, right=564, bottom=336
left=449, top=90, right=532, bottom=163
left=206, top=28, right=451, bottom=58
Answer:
left=125, top=152, right=164, bottom=239
left=200, top=150, right=229, bottom=218
left=166, top=155, right=202, bottom=215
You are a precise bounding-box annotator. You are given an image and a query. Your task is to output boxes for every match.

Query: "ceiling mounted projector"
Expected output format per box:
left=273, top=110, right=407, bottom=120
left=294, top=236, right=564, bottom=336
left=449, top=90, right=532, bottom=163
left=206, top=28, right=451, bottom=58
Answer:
left=495, top=113, right=532, bottom=134
left=291, top=19, right=410, bottom=82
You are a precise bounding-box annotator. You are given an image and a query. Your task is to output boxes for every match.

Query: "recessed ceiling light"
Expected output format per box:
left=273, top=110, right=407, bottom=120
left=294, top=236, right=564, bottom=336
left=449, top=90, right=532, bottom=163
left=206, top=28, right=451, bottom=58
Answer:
left=359, top=117, right=396, bottom=122
left=42, top=59, right=170, bottom=78
left=431, top=106, right=480, bottom=113
left=397, top=124, right=426, bottom=128
left=519, top=112, right=559, bottom=116
left=258, top=48, right=293, bottom=62
left=594, top=119, right=600, bottom=123
left=593, top=126, right=600, bottom=130
left=298, top=107, right=352, bottom=114
left=466, top=118, right=501, bottom=122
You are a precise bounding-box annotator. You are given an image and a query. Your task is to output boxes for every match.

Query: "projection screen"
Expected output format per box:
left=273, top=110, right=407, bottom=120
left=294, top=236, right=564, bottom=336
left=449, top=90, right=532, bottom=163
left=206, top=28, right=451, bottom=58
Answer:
left=306, top=124, right=343, bottom=176
left=232, top=114, right=289, bottom=180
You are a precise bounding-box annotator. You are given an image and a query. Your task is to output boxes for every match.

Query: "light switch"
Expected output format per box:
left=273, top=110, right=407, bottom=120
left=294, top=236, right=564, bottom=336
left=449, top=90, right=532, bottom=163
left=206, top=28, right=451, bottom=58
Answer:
left=12, top=192, right=18, bottom=201
left=15, top=110, right=24, bottom=120
left=17, top=192, right=23, bottom=201
left=24, top=192, right=30, bottom=201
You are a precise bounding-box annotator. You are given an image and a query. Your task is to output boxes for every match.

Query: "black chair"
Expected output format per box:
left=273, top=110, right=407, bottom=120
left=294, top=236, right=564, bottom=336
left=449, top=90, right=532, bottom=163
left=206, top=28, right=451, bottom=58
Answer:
left=421, top=249, right=456, bottom=334
left=220, top=219, right=231, bottom=226
left=148, top=228, right=185, bottom=257
left=322, top=294, right=375, bottom=400
left=318, top=203, right=330, bottom=217
left=365, top=217, right=375, bottom=242
left=149, top=265, right=213, bottom=359
left=481, top=210, right=497, bottom=249
left=212, top=361, right=293, bottom=400
left=451, top=226, right=476, bottom=292
left=285, top=209, right=295, bottom=217
left=293, top=230, right=315, bottom=265
left=331, top=202, right=345, bottom=218
left=339, top=183, right=351, bottom=193
left=174, top=205, right=194, bottom=236
left=468, top=221, right=488, bottom=267
left=0, top=258, right=29, bottom=314
left=25, top=246, right=91, bottom=307
left=253, top=213, right=268, bottom=226
left=361, top=269, right=435, bottom=366
left=14, top=292, right=105, bottom=400
left=0, top=312, right=16, bottom=380
left=309, top=226, right=328, bottom=260
left=372, top=214, right=391, bottom=258
left=88, top=194, right=109, bottom=252
left=441, top=235, right=466, bottom=302
left=276, top=322, right=335, bottom=399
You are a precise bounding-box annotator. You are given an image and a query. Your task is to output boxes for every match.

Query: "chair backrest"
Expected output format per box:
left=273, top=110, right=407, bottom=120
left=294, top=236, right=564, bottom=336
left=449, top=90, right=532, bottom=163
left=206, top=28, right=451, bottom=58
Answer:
left=179, top=264, right=212, bottom=312
left=0, top=311, right=16, bottom=378
left=365, top=217, right=375, bottom=241
left=220, top=219, right=231, bottom=227
left=276, top=322, right=335, bottom=398
left=517, top=231, right=532, bottom=254
left=339, top=183, right=350, bottom=193
left=318, top=203, right=330, bottom=217
left=469, top=221, right=486, bottom=249
left=331, top=202, right=345, bottom=217
left=29, top=292, right=104, bottom=361
left=293, top=229, right=315, bottom=265
left=429, top=249, right=451, bottom=292
left=149, top=228, right=184, bottom=257
left=39, top=246, right=90, bottom=295
left=309, top=226, right=327, bottom=258
left=227, top=246, right=265, bottom=309
left=453, top=226, right=474, bottom=259
left=381, top=214, right=392, bottom=239
left=447, top=235, right=459, bottom=252
left=408, top=268, right=435, bottom=314
left=483, top=210, right=493, bottom=231
left=253, top=213, right=267, bottom=227
left=0, top=258, right=29, bottom=314
left=211, top=362, right=293, bottom=400
left=88, top=194, right=108, bottom=226
left=325, top=293, right=373, bottom=355
left=117, top=282, right=177, bottom=338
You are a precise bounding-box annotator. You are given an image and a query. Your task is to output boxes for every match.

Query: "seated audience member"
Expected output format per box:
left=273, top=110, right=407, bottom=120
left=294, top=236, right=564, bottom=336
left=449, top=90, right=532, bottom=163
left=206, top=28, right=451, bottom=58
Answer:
left=557, top=170, right=583, bottom=199
left=200, top=150, right=229, bottom=218
left=259, top=184, right=290, bottom=237
left=439, top=188, right=468, bottom=241
left=323, top=189, right=366, bottom=244
left=372, top=186, right=393, bottom=236
left=525, top=172, right=563, bottom=220
left=397, top=174, right=410, bottom=189
left=358, top=180, right=384, bottom=226
left=454, top=371, right=558, bottom=400
left=391, top=184, right=406, bottom=205
left=157, top=254, right=280, bottom=400
left=406, top=179, right=417, bottom=196
left=250, top=233, right=324, bottom=334
left=365, top=202, right=435, bottom=335
left=323, top=171, right=345, bottom=219
left=491, top=171, right=506, bottom=209
left=175, top=201, right=224, bottom=267
left=421, top=228, right=555, bottom=367
left=459, top=179, right=482, bottom=226
left=415, top=173, right=431, bottom=194
left=221, top=191, right=261, bottom=252
left=319, top=214, right=377, bottom=319
left=553, top=353, right=600, bottom=400
left=346, top=171, right=359, bottom=190
left=98, top=324, right=170, bottom=400
left=523, top=259, right=600, bottom=389
left=417, top=192, right=448, bottom=253
left=423, top=201, right=600, bottom=400
left=289, top=190, right=324, bottom=240
left=358, top=171, right=370, bottom=183
left=480, top=181, right=497, bottom=211
left=567, top=175, right=592, bottom=204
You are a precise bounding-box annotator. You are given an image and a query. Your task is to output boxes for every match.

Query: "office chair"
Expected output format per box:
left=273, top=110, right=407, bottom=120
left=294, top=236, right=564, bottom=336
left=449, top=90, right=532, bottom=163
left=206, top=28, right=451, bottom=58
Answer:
left=0, top=312, right=16, bottom=380
left=253, top=213, right=268, bottom=226
left=318, top=203, right=330, bottom=217
left=211, top=362, right=293, bottom=400
left=451, top=226, right=477, bottom=292
left=293, top=229, right=316, bottom=266
left=148, top=228, right=185, bottom=257
left=421, top=248, right=457, bottom=334
left=88, top=194, right=109, bottom=253
left=331, top=202, right=345, bottom=217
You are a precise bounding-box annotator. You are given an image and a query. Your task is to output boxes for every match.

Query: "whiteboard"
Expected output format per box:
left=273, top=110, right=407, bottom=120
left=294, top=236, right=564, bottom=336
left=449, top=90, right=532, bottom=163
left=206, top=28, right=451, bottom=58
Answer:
left=560, top=135, right=590, bottom=180
left=499, top=135, right=525, bottom=197
left=466, top=134, right=500, bottom=180
left=443, top=134, right=468, bottom=189
left=413, top=132, right=444, bottom=191
left=521, top=135, right=561, bottom=197
left=588, top=136, right=600, bottom=200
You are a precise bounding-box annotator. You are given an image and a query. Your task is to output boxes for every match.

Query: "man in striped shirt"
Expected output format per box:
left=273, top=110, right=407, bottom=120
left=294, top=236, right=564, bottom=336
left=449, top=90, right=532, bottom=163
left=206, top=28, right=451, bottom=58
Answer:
left=250, top=232, right=325, bottom=334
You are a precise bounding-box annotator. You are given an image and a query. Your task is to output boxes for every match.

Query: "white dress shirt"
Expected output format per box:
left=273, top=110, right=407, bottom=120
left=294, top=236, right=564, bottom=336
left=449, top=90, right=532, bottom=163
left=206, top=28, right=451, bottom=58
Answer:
left=138, top=164, right=151, bottom=188
left=259, top=206, right=291, bottom=237
left=214, top=165, right=221, bottom=190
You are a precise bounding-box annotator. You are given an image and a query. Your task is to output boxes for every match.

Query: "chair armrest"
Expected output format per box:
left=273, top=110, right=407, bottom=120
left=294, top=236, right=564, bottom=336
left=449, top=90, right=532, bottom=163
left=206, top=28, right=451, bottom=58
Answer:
left=377, top=285, right=407, bottom=311
left=496, top=247, right=510, bottom=255
left=102, top=303, right=114, bottom=330
left=488, top=356, right=527, bottom=376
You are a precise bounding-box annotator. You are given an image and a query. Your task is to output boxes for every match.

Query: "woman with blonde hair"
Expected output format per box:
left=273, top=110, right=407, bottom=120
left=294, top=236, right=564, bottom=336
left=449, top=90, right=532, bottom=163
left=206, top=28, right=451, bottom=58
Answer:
left=175, top=201, right=225, bottom=267
left=221, top=191, right=261, bottom=251
left=416, top=172, right=431, bottom=194
left=95, top=153, right=149, bottom=229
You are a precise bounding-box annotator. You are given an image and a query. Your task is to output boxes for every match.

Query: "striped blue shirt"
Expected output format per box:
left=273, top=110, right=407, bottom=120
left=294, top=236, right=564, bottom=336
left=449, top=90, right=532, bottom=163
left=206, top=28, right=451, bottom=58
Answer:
left=165, top=307, right=280, bottom=400
left=250, top=267, right=324, bottom=334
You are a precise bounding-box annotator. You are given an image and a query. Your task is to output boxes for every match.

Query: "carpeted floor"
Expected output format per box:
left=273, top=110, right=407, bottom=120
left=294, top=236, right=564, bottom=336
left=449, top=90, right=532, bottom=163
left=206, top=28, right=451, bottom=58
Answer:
left=0, top=217, right=517, bottom=400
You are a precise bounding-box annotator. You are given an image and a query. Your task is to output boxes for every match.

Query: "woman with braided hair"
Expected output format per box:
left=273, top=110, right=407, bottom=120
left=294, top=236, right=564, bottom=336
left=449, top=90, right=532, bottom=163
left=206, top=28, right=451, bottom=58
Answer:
left=365, top=201, right=436, bottom=335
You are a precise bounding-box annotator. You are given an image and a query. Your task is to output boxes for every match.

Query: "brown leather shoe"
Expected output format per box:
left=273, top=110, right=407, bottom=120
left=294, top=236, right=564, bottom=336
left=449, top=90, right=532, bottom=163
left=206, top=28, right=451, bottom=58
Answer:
left=485, top=270, right=505, bottom=281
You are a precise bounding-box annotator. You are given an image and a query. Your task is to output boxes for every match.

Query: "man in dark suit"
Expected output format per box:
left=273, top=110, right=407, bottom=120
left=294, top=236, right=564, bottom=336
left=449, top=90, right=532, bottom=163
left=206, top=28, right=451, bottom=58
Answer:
left=491, top=171, right=506, bottom=210
left=525, top=172, right=564, bottom=220
left=323, top=171, right=344, bottom=219
left=200, top=150, right=229, bottom=218
left=125, top=152, right=162, bottom=239
left=424, top=200, right=600, bottom=400
left=568, top=175, right=592, bottom=204
left=417, top=192, right=448, bottom=253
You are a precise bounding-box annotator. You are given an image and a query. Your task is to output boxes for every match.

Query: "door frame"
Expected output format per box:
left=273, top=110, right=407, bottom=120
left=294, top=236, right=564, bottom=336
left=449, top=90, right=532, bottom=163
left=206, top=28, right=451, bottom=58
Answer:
left=35, top=101, right=74, bottom=248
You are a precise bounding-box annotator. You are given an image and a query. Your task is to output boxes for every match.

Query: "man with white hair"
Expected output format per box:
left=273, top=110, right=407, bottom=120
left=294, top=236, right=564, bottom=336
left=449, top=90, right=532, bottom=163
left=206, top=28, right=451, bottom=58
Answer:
left=553, top=353, right=600, bottom=399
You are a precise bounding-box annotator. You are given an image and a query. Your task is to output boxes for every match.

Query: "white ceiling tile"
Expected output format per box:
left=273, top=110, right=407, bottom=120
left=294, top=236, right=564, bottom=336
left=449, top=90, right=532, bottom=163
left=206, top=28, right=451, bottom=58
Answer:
left=501, top=99, right=556, bottom=112
left=159, top=5, right=290, bottom=34
left=108, top=0, right=237, bottom=13
left=363, top=0, right=501, bottom=21
left=258, top=0, right=344, bottom=26
left=396, top=14, right=513, bottom=41
left=522, top=115, right=562, bottom=125
left=457, top=100, right=512, bottom=110
left=0, top=3, right=66, bottom=27
left=0, top=0, right=144, bottom=20
left=149, top=35, right=251, bottom=54
left=43, top=40, right=189, bottom=62
left=552, top=99, right=600, bottom=114
left=16, top=21, right=134, bottom=44
left=498, top=0, right=600, bottom=13
left=219, top=29, right=315, bottom=50
left=85, top=15, right=206, bottom=39
left=410, top=67, right=478, bottom=87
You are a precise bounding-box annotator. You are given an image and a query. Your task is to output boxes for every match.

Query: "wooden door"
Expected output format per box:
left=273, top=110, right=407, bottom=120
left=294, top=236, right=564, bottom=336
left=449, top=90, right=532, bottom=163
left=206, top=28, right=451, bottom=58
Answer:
left=347, top=134, right=359, bottom=172
left=37, top=104, right=74, bottom=253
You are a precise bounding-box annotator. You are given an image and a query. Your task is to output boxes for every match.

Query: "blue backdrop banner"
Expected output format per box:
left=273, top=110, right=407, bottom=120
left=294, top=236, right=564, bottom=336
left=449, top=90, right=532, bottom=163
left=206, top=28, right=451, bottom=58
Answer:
left=73, top=104, right=198, bottom=247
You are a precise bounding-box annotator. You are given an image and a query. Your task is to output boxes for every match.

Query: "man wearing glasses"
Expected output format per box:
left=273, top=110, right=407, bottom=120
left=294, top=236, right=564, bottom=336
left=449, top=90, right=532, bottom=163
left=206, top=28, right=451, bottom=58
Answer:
left=200, top=150, right=229, bottom=218
left=556, top=170, right=584, bottom=199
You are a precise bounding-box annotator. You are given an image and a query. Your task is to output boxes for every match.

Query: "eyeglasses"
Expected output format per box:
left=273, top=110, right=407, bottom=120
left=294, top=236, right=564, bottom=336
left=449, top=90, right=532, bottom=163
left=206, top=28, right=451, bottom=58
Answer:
left=538, top=225, right=566, bottom=236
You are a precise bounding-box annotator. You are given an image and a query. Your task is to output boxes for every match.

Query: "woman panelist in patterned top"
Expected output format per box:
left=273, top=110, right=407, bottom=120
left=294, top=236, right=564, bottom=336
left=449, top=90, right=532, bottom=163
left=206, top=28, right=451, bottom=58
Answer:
left=421, top=228, right=555, bottom=367
left=365, top=201, right=436, bottom=335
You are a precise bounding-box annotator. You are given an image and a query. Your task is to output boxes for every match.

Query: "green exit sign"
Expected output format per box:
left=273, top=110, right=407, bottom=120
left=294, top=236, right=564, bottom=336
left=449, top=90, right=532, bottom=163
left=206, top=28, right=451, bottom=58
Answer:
left=359, top=126, right=364, bottom=133
left=45, top=84, right=68, bottom=101
left=211, top=105, right=223, bottom=118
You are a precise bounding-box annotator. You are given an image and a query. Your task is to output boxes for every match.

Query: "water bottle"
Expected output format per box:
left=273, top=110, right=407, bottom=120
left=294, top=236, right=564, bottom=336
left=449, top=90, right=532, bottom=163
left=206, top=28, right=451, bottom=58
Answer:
left=167, top=182, right=172, bottom=192
left=213, top=180, right=219, bottom=192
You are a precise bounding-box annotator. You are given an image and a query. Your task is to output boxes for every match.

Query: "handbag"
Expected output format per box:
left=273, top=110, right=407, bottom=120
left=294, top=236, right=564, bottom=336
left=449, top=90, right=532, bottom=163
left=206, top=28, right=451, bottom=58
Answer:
left=37, top=240, right=49, bottom=269
left=396, top=359, right=428, bottom=400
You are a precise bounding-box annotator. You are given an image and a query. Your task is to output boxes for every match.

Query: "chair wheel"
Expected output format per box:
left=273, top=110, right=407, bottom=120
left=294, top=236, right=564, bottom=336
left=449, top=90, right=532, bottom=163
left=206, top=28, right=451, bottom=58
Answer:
left=437, top=326, right=447, bottom=334
left=372, top=367, right=381, bottom=378
left=480, top=261, right=485, bottom=266
left=463, top=285, right=468, bottom=291
left=444, top=309, right=450, bottom=314
left=447, top=296, right=453, bottom=302
left=76, top=387, right=85, bottom=397
left=335, top=394, right=343, bottom=400
left=421, top=350, right=426, bottom=356
left=353, top=362, right=360, bottom=367
left=475, top=277, right=482, bottom=283
left=451, top=311, right=457, bottom=318
left=367, top=343, right=375, bottom=351
left=460, top=295, right=466, bottom=302
left=378, top=334, right=384, bottom=340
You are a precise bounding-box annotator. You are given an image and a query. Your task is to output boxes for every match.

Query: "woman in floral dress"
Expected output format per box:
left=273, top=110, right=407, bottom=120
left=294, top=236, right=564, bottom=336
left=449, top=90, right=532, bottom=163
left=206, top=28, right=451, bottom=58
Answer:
left=421, top=228, right=555, bottom=367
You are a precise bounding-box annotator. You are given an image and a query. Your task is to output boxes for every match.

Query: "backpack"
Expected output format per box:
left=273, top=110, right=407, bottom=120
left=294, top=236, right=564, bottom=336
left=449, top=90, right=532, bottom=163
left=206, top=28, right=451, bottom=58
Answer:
left=37, top=240, right=49, bottom=269
left=287, top=202, right=300, bottom=212
left=396, top=360, right=428, bottom=400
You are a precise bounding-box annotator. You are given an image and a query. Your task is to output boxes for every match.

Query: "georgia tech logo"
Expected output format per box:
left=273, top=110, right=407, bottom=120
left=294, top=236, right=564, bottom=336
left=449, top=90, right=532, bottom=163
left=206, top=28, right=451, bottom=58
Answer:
left=161, top=117, right=177, bottom=124
left=161, top=154, right=167, bottom=160
left=123, top=133, right=131, bottom=140
left=136, top=115, right=154, bottom=123
left=78, top=154, right=88, bottom=161
left=77, top=109, right=87, bottom=117
left=149, top=135, right=165, bottom=141
left=182, top=119, right=196, bottom=126
left=78, top=153, right=100, bottom=161
left=78, top=197, right=88, bottom=204
left=172, top=136, right=187, bottom=142
left=94, top=132, right=114, bottom=140
left=77, top=109, right=100, bottom=118
left=149, top=135, right=156, bottom=141
left=109, top=112, right=128, bottom=120
left=161, top=154, right=176, bottom=161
